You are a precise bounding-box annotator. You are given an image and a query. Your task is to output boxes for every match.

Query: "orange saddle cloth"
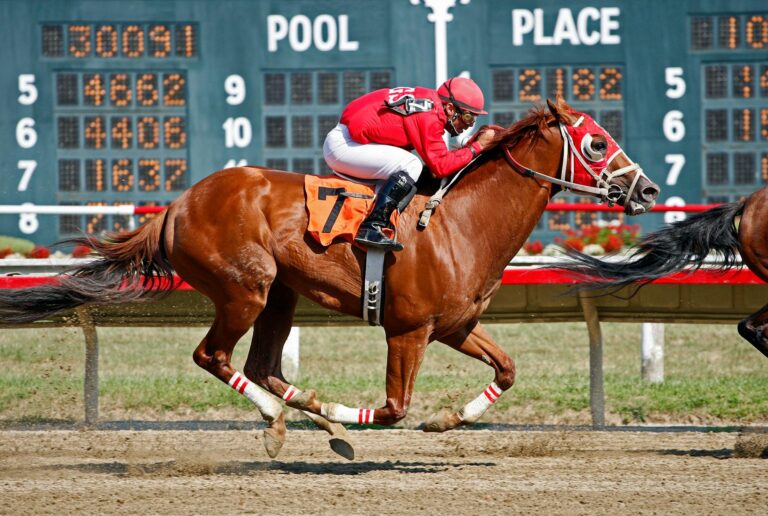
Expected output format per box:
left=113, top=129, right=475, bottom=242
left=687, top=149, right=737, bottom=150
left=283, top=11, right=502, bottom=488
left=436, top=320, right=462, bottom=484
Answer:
left=304, top=175, right=399, bottom=246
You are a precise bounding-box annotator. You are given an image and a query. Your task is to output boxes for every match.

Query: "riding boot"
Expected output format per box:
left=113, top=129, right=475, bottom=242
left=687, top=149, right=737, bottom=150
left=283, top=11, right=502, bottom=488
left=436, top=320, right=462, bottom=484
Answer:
left=355, top=171, right=417, bottom=251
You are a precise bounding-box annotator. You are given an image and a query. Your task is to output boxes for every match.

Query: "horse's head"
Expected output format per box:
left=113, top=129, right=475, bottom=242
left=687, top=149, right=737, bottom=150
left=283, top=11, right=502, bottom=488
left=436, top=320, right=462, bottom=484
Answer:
left=546, top=98, right=660, bottom=215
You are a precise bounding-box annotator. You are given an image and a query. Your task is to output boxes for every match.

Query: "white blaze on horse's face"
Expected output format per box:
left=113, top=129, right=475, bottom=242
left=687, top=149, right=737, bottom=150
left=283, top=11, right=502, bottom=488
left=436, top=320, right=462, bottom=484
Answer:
left=565, top=112, right=659, bottom=215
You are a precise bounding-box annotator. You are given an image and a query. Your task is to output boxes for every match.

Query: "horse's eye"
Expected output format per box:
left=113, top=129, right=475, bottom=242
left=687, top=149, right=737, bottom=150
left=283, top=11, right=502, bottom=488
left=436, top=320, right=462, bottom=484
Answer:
left=592, top=139, right=607, bottom=153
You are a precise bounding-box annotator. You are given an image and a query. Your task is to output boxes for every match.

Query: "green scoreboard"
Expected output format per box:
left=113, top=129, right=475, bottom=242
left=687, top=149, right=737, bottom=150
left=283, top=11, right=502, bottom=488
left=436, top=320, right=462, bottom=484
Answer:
left=1, top=0, right=766, bottom=245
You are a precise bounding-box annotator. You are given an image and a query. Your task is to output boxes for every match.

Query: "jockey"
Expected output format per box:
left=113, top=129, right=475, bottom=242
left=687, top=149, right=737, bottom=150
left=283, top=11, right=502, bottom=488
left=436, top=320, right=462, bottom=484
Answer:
left=323, top=77, right=496, bottom=251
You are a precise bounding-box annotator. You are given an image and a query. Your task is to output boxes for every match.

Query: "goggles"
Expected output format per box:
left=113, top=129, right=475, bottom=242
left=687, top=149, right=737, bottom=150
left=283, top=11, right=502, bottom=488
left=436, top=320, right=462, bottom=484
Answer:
left=455, top=106, right=476, bottom=126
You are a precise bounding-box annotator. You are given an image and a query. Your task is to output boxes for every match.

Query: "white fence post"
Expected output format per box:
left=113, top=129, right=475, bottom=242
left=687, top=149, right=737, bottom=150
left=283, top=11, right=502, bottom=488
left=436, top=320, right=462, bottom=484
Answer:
left=281, top=326, right=300, bottom=382
left=641, top=323, right=664, bottom=383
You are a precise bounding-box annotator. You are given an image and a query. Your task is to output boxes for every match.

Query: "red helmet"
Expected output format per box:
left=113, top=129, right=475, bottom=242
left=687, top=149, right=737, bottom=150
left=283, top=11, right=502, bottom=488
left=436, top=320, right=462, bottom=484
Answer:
left=437, top=77, right=488, bottom=115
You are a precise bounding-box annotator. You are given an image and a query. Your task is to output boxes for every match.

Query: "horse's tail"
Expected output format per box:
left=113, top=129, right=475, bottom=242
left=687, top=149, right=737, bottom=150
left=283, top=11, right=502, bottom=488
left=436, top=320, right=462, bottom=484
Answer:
left=0, top=211, right=174, bottom=324
left=558, top=200, right=746, bottom=292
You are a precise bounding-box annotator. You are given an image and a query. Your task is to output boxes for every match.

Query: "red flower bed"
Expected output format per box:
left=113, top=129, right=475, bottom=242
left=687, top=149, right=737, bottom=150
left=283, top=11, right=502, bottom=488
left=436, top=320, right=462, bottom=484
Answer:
left=523, top=222, right=642, bottom=255
left=72, top=245, right=93, bottom=258
left=26, top=246, right=51, bottom=259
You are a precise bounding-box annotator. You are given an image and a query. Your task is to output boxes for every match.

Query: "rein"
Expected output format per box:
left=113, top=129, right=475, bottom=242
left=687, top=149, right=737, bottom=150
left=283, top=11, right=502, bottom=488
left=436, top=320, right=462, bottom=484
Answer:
left=502, top=121, right=646, bottom=207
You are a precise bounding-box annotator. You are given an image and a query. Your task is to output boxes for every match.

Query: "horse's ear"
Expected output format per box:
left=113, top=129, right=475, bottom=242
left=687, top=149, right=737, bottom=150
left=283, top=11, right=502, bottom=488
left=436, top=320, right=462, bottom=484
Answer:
left=547, top=96, right=571, bottom=125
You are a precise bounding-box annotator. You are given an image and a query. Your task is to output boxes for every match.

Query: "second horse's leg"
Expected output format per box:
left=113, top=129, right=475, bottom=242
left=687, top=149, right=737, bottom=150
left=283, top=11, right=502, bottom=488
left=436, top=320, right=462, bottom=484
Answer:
left=424, top=322, right=516, bottom=432
left=243, top=280, right=355, bottom=460
left=738, top=302, right=768, bottom=359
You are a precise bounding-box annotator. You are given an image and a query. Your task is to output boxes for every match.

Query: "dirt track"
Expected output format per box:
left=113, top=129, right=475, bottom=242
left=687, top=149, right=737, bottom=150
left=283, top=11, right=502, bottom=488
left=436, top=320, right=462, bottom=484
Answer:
left=1, top=429, right=766, bottom=515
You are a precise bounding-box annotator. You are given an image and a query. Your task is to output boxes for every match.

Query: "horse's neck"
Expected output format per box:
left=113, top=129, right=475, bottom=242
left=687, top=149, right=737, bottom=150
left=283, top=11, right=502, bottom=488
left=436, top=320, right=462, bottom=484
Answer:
left=434, top=149, right=554, bottom=275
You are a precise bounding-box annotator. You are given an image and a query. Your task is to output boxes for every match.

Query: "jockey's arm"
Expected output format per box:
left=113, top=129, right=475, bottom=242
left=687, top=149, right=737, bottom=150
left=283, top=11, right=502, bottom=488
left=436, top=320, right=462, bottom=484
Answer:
left=403, top=115, right=480, bottom=178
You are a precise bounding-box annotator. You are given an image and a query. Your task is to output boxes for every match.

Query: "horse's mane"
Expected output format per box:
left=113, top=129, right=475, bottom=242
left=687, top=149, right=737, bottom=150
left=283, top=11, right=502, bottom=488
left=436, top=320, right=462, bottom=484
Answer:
left=486, top=105, right=556, bottom=152
left=421, top=100, right=575, bottom=190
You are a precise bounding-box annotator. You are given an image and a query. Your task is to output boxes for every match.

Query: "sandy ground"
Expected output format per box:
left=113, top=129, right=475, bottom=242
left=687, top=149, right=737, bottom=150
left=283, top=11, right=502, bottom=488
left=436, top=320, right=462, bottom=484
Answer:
left=0, top=429, right=766, bottom=515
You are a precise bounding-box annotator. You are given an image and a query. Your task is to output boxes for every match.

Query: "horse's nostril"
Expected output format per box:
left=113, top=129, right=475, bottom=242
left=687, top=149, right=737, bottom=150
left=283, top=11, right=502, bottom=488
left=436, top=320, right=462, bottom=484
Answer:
left=643, top=186, right=660, bottom=200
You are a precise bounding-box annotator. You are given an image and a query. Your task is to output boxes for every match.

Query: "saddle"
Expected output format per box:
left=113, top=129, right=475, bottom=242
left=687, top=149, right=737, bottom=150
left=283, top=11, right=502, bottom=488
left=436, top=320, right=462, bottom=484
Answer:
left=304, top=175, right=400, bottom=247
left=304, top=174, right=404, bottom=326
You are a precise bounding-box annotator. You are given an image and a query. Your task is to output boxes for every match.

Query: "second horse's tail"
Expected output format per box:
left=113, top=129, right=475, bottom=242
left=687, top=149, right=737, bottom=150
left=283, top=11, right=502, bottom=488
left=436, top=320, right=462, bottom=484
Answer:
left=0, top=211, right=174, bottom=324
left=558, top=200, right=746, bottom=291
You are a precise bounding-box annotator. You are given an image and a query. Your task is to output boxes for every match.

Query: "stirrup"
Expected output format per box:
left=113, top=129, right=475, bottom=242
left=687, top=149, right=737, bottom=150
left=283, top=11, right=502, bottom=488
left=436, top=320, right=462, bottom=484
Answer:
left=355, top=227, right=404, bottom=252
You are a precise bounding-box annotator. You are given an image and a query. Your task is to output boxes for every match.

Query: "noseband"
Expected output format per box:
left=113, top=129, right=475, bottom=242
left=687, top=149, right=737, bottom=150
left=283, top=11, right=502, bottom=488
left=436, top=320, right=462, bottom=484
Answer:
left=502, top=119, right=648, bottom=207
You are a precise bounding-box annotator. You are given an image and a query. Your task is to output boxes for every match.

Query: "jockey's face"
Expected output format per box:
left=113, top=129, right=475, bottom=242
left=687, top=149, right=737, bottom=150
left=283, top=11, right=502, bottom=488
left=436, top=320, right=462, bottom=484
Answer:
left=443, top=103, right=474, bottom=136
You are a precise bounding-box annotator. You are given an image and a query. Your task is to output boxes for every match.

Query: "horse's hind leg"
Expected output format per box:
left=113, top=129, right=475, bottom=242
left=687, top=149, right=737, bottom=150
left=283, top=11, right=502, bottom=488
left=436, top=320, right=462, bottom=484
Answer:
left=424, top=322, right=516, bottom=432
left=243, top=280, right=355, bottom=460
left=192, top=285, right=287, bottom=458
left=738, top=302, right=768, bottom=359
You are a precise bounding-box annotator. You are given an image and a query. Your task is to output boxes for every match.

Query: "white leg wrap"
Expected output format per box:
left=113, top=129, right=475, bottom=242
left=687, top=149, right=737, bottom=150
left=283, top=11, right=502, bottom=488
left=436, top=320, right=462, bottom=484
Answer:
left=282, top=384, right=301, bottom=402
left=320, top=402, right=375, bottom=424
left=229, top=372, right=282, bottom=422
left=458, top=382, right=503, bottom=424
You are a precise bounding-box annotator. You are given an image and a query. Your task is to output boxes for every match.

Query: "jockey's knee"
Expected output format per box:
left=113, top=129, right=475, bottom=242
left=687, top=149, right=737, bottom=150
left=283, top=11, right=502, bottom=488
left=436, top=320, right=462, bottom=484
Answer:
left=401, top=157, right=423, bottom=182
left=496, top=357, right=516, bottom=390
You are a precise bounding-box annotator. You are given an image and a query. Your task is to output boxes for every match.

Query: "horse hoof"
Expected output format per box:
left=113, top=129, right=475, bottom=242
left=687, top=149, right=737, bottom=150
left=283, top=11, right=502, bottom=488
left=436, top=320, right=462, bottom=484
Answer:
left=329, top=438, right=355, bottom=461
left=422, top=410, right=461, bottom=433
left=262, top=413, right=286, bottom=458
left=327, top=422, right=355, bottom=460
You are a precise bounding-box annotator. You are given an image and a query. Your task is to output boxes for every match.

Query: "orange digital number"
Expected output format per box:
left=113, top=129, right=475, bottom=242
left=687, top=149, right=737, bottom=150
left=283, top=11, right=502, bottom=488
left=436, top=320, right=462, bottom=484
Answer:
left=95, top=25, right=117, bottom=57
left=164, top=116, right=186, bottom=149
left=176, top=24, right=196, bottom=57
left=547, top=68, right=567, bottom=99
left=68, top=25, right=91, bottom=57
left=136, top=73, right=159, bottom=106
left=110, top=73, right=132, bottom=107
left=572, top=68, right=596, bottom=101
left=762, top=153, right=768, bottom=182
left=86, top=159, right=106, bottom=192
left=112, top=203, right=133, bottom=232
left=723, top=16, right=739, bottom=49
left=85, top=202, right=107, bottom=234
left=599, top=68, right=623, bottom=100
left=137, top=117, right=160, bottom=149
left=745, top=15, right=767, bottom=49
left=574, top=209, right=597, bottom=229
left=164, top=159, right=188, bottom=191
left=518, top=68, right=541, bottom=102
left=83, top=73, right=105, bottom=106
left=111, top=116, right=133, bottom=149
left=735, top=108, right=754, bottom=142
left=734, top=65, right=753, bottom=98
left=112, top=159, right=134, bottom=192
left=138, top=159, right=161, bottom=192
left=84, top=117, right=106, bottom=149
left=163, top=73, right=186, bottom=106
left=137, top=203, right=161, bottom=226
left=148, top=25, right=171, bottom=57
left=122, top=24, right=144, bottom=57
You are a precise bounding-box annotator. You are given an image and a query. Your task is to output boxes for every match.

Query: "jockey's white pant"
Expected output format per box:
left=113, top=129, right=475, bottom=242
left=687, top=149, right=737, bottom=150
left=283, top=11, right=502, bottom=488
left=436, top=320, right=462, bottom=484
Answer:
left=323, top=124, right=423, bottom=182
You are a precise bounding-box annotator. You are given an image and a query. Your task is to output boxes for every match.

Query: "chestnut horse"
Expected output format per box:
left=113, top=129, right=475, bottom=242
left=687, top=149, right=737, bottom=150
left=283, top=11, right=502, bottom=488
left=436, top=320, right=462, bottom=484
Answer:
left=0, top=98, right=658, bottom=459
left=556, top=187, right=768, bottom=360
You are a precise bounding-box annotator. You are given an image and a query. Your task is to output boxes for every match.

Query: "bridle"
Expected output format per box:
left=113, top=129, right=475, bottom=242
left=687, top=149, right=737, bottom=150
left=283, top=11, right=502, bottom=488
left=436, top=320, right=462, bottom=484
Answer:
left=418, top=114, right=649, bottom=229
left=502, top=117, right=647, bottom=208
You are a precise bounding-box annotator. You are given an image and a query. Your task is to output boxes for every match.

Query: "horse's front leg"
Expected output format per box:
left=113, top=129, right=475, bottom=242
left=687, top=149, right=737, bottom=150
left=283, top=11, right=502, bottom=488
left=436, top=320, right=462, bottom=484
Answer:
left=285, top=326, right=430, bottom=426
left=424, top=322, right=516, bottom=432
